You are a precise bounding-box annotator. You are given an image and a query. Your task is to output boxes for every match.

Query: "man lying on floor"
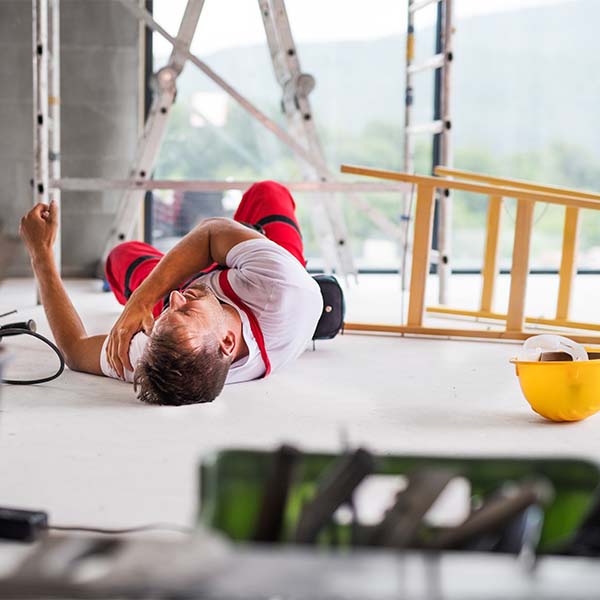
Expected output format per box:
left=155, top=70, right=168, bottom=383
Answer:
left=19, top=181, right=323, bottom=405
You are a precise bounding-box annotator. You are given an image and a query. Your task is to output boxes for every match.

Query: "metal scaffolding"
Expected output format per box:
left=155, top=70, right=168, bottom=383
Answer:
left=33, top=0, right=451, bottom=289
left=403, top=0, right=454, bottom=303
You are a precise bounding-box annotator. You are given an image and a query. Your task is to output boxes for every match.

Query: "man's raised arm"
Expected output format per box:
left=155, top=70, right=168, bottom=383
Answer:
left=19, top=201, right=106, bottom=375
left=106, top=217, right=263, bottom=377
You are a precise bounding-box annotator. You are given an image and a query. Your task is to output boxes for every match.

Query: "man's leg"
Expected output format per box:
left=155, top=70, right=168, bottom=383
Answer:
left=233, top=181, right=306, bottom=266
left=105, top=241, right=166, bottom=317
left=107, top=182, right=304, bottom=312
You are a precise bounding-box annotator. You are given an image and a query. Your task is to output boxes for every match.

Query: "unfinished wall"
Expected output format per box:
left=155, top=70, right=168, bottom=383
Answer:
left=0, top=0, right=139, bottom=276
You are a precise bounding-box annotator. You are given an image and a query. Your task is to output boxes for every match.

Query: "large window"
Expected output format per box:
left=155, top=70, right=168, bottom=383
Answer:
left=150, top=0, right=600, bottom=273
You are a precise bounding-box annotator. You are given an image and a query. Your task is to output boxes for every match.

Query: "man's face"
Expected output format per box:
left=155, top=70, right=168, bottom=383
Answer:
left=153, top=283, right=226, bottom=346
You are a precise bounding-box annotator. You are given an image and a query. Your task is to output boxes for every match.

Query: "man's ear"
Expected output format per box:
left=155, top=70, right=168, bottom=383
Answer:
left=219, top=330, right=236, bottom=358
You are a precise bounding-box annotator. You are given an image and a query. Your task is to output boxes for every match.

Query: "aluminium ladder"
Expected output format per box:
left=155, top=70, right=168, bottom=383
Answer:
left=258, top=0, right=356, bottom=277
left=403, top=0, right=454, bottom=304
left=102, top=0, right=356, bottom=278
left=35, top=0, right=407, bottom=280
left=101, top=0, right=206, bottom=264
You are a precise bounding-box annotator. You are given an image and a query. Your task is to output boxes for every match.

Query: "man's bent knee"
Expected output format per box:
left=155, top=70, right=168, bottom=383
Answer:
left=107, top=241, right=140, bottom=264
left=247, top=180, right=295, bottom=205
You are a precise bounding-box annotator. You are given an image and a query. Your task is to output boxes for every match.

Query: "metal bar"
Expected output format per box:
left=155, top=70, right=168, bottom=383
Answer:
left=102, top=0, right=205, bottom=261
left=340, top=165, right=600, bottom=210
left=436, top=0, right=453, bottom=305
left=32, top=0, right=50, bottom=303
left=121, top=0, right=402, bottom=261
left=340, top=267, right=600, bottom=276
left=453, top=267, right=600, bottom=275
left=121, top=0, right=402, bottom=263
left=407, top=184, right=436, bottom=326
left=264, top=0, right=405, bottom=247
left=403, top=3, right=415, bottom=176
left=526, top=316, right=600, bottom=333
left=405, top=120, right=445, bottom=136
left=48, top=0, right=61, bottom=271
left=506, top=200, right=535, bottom=332
left=556, top=206, right=581, bottom=320
left=409, top=0, right=442, bottom=13
left=105, top=72, right=176, bottom=250
left=429, top=481, right=550, bottom=551
left=431, top=0, right=444, bottom=303
left=53, top=178, right=410, bottom=193
left=32, top=0, right=49, bottom=209
left=480, top=195, right=503, bottom=313
left=265, top=0, right=402, bottom=274
left=407, top=53, right=445, bottom=75
left=403, top=2, right=453, bottom=305
left=258, top=0, right=355, bottom=277
left=167, top=0, right=205, bottom=75
left=430, top=0, right=445, bottom=300
left=427, top=307, right=510, bottom=320
left=142, top=0, right=154, bottom=244
left=119, top=1, right=329, bottom=177
left=341, top=193, right=404, bottom=238
left=401, top=1, right=417, bottom=294
left=429, top=248, right=440, bottom=263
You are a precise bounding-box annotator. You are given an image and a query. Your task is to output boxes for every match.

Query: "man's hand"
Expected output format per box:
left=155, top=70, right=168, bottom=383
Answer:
left=106, top=298, right=155, bottom=379
left=104, top=217, right=262, bottom=378
left=19, top=201, right=58, bottom=261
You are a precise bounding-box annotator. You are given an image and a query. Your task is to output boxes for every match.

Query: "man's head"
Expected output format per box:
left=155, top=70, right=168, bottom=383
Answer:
left=134, top=284, right=237, bottom=405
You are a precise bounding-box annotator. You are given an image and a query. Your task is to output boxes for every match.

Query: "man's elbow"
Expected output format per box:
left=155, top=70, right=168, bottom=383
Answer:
left=63, top=350, right=102, bottom=376
left=63, top=352, right=83, bottom=373
left=195, top=216, right=231, bottom=232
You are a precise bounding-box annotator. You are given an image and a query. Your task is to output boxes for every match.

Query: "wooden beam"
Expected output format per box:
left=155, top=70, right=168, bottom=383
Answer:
left=435, top=166, right=600, bottom=201
left=340, top=164, right=600, bottom=212
left=339, top=164, right=600, bottom=345
left=556, top=206, right=581, bottom=320
left=426, top=306, right=600, bottom=333
left=407, top=184, right=436, bottom=326
left=480, top=195, right=503, bottom=313
left=427, top=306, right=504, bottom=320
left=343, top=322, right=600, bottom=345
left=506, top=200, right=535, bottom=332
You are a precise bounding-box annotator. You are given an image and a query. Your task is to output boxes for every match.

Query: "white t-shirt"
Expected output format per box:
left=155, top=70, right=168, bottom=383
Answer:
left=100, top=238, right=323, bottom=384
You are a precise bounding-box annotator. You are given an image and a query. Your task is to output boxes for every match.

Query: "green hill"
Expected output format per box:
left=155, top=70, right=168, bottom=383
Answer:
left=168, top=0, right=598, bottom=158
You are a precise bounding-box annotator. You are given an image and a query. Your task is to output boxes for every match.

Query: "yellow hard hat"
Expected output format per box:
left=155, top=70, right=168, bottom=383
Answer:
left=511, top=349, right=600, bottom=422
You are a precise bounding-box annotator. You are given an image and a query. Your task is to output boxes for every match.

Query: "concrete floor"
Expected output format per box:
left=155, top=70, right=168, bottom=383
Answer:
left=1, top=275, right=600, bottom=532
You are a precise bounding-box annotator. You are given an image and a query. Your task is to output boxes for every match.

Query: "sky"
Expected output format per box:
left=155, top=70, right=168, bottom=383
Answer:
left=153, top=0, right=571, bottom=57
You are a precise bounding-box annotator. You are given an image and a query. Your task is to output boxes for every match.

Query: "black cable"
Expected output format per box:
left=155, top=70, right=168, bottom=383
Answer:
left=0, top=507, right=193, bottom=542
left=47, top=522, right=193, bottom=535
left=0, top=328, right=65, bottom=385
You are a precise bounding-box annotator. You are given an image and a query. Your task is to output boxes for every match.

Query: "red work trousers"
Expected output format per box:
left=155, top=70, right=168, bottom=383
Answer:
left=105, top=181, right=306, bottom=317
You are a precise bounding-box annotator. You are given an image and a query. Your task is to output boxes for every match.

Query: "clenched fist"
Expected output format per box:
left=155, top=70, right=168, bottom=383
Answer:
left=19, top=201, right=58, bottom=261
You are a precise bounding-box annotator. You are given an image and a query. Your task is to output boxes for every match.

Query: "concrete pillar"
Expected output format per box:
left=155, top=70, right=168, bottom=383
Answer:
left=0, top=0, right=139, bottom=276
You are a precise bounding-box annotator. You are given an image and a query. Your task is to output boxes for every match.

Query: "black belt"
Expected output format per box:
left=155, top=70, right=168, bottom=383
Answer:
left=124, top=255, right=161, bottom=300
left=255, top=214, right=302, bottom=237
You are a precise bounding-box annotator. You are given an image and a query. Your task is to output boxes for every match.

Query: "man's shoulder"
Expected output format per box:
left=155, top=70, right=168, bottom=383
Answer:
left=226, top=237, right=290, bottom=266
left=226, top=237, right=313, bottom=288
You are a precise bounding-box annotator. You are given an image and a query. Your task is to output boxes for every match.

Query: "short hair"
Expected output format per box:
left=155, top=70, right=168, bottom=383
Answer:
left=133, top=326, right=232, bottom=406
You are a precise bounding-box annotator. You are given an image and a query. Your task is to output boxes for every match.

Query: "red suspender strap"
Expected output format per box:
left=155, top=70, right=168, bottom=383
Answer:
left=218, top=269, right=272, bottom=377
